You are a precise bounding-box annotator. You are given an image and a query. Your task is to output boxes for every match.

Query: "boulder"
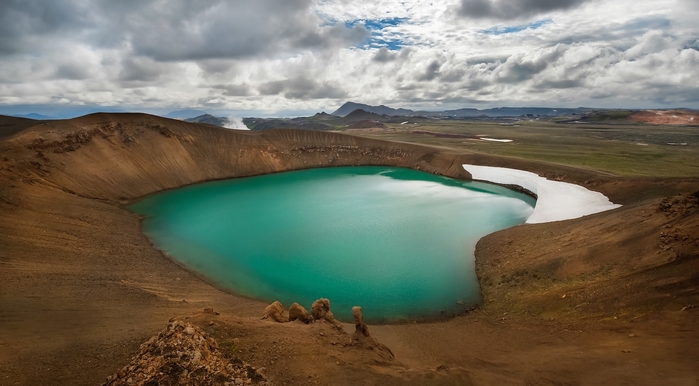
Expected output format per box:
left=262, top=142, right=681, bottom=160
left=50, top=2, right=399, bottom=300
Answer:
left=311, top=298, right=331, bottom=320
left=288, top=302, right=310, bottom=323
left=262, top=301, right=288, bottom=323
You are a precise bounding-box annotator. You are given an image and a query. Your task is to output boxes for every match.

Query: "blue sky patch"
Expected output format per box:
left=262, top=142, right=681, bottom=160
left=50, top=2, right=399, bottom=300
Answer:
left=481, top=19, right=552, bottom=35
left=346, top=17, right=408, bottom=50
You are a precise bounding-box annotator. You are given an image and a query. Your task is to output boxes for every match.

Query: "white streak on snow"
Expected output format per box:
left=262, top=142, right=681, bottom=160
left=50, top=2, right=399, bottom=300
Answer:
left=463, top=164, right=621, bottom=224
left=480, top=138, right=513, bottom=143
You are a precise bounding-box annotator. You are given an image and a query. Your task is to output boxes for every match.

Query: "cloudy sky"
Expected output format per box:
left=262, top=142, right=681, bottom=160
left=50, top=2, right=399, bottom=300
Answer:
left=1, top=0, right=698, bottom=117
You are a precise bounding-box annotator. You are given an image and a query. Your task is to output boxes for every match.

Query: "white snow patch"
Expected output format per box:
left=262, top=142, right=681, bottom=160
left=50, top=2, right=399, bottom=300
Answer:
left=480, top=138, right=513, bottom=143
left=401, top=121, right=409, bottom=124
left=463, top=164, right=621, bottom=224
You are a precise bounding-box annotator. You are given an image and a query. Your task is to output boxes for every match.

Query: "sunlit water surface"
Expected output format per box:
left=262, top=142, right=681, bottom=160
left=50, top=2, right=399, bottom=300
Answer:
left=128, top=167, right=535, bottom=323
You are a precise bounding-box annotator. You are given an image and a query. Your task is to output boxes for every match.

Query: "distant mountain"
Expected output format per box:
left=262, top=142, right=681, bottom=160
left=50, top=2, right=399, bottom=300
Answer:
left=331, top=102, right=592, bottom=118
left=165, top=109, right=209, bottom=119
left=340, top=109, right=385, bottom=123
left=15, top=113, right=54, bottom=120
left=332, top=102, right=415, bottom=117
left=185, top=114, right=229, bottom=127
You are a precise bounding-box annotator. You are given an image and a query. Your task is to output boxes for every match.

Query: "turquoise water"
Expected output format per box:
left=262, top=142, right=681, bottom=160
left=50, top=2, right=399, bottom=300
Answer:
left=128, top=167, right=535, bottom=323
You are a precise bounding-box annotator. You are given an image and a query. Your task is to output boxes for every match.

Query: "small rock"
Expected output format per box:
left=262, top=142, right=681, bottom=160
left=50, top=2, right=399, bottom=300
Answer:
left=561, top=294, right=567, bottom=299
left=234, top=378, right=243, bottom=385
left=628, top=334, right=636, bottom=338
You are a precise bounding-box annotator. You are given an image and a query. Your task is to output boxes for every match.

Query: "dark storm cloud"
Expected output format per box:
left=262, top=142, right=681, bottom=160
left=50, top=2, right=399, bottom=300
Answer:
left=119, top=57, right=167, bottom=83
left=258, top=81, right=287, bottom=96
left=120, top=0, right=368, bottom=61
left=0, top=0, right=368, bottom=61
left=0, top=0, right=94, bottom=55
left=215, top=84, right=254, bottom=97
left=258, top=77, right=348, bottom=100
left=458, top=0, right=589, bottom=20
left=495, top=45, right=565, bottom=83
left=54, top=62, right=92, bottom=80
left=683, top=39, right=699, bottom=51
left=496, top=59, right=548, bottom=83
left=416, top=60, right=443, bottom=81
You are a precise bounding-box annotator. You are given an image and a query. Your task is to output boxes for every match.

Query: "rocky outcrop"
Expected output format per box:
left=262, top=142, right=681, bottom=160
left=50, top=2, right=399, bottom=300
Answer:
left=102, top=319, right=270, bottom=386
left=657, top=191, right=699, bottom=217
left=351, top=306, right=394, bottom=359
left=262, top=301, right=288, bottom=323
left=310, top=298, right=331, bottom=321
left=288, top=302, right=310, bottom=323
left=262, top=298, right=342, bottom=328
left=352, top=306, right=369, bottom=337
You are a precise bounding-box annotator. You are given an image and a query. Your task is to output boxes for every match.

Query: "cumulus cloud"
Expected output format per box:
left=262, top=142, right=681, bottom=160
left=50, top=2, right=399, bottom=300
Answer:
left=258, top=77, right=348, bottom=100
left=373, top=47, right=398, bottom=62
left=0, top=0, right=698, bottom=114
left=1, top=0, right=369, bottom=61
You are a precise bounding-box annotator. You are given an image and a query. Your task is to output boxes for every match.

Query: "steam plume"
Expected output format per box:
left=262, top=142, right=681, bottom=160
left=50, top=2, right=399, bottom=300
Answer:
left=224, top=116, right=249, bottom=130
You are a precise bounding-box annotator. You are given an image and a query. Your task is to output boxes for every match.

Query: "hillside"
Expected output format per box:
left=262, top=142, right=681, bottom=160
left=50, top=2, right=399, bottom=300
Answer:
left=185, top=113, right=232, bottom=127
left=1, top=113, right=698, bottom=385
left=332, top=102, right=414, bottom=117
left=0, top=115, right=44, bottom=141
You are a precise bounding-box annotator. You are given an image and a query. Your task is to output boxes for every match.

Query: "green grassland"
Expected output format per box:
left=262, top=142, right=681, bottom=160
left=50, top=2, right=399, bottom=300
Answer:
left=344, top=119, right=699, bottom=177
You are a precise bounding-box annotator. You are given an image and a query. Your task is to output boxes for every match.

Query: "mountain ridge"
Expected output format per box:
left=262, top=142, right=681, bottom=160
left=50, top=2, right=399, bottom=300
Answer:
left=332, top=102, right=595, bottom=118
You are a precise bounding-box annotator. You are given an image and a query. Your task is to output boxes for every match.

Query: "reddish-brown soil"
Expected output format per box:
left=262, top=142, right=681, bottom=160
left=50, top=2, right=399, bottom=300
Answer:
left=630, top=110, right=699, bottom=125
left=1, top=113, right=698, bottom=385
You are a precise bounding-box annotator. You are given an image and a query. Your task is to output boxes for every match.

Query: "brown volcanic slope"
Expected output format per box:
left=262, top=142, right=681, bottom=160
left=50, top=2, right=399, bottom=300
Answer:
left=1, top=113, right=698, bottom=385
left=0, top=115, right=45, bottom=141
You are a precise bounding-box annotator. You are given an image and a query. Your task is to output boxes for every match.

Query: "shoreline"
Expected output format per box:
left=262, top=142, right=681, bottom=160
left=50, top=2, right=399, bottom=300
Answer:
left=2, top=114, right=698, bottom=385
left=126, top=166, right=520, bottom=325
left=463, top=163, right=622, bottom=223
